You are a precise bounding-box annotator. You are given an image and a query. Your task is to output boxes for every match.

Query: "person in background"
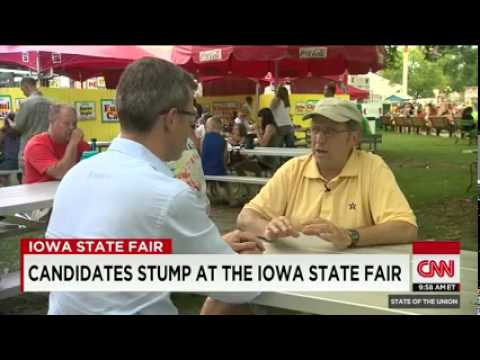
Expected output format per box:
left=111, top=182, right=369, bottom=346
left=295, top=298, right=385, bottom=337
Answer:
left=324, top=81, right=337, bottom=98
left=270, top=85, right=295, bottom=148
left=202, top=116, right=228, bottom=176
left=13, top=77, right=52, bottom=174
left=194, top=112, right=210, bottom=142
left=424, top=103, right=437, bottom=134
left=23, top=104, right=90, bottom=185
left=243, top=96, right=256, bottom=123
left=459, top=106, right=476, bottom=137
left=193, top=98, right=203, bottom=119
left=0, top=112, right=20, bottom=186
left=255, top=107, right=282, bottom=171
left=234, top=107, right=252, bottom=131
left=227, top=122, right=247, bottom=147
left=22, top=104, right=90, bottom=221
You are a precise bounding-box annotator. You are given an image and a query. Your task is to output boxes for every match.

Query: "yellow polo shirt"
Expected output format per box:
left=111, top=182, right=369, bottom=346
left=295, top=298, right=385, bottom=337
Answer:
left=244, top=150, right=417, bottom=230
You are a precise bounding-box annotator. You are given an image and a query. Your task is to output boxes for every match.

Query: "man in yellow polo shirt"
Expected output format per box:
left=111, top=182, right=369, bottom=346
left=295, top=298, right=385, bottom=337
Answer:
left=237, top=98, right=417, bottom=249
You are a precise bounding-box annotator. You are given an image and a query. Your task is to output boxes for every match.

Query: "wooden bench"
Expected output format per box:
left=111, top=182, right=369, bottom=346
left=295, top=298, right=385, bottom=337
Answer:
left=0, top=169, right=22, bottom=186
left=359, top=134, right=382, bottom=153
left=412, top=117, right=428, bottom=135
left=430, top=116, right=452, bottom=137
left=394, top=117, right=413, bottom=134
left=380, top=115, right=394, bottom=131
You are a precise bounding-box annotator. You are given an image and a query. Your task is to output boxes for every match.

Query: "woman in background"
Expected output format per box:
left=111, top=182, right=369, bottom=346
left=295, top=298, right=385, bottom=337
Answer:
left=270, top=85, right=295, bottom=148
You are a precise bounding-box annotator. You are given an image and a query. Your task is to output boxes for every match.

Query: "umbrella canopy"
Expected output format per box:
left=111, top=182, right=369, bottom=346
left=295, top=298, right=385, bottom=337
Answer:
left=290, top=76, right=369, bottom=100
left=200, top=76, right=268, bottom=97
left=171, top=45, right=385, bottom=79
left=0, top=45, right=159, bottom=85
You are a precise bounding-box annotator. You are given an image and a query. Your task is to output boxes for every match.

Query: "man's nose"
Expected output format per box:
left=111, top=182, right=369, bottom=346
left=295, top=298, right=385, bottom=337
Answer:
left=313, top=132, right=327, bottom=144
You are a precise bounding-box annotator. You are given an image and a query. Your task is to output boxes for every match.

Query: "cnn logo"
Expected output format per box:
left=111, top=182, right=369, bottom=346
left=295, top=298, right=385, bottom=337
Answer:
left=416, top=260, right=455, bottom=278
left=412, top=242, right=460, bottom=285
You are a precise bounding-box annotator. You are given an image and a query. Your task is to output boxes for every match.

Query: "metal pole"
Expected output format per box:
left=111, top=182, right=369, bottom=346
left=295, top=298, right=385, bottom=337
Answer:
left=36, top=50, right=40, bottom=87
left=402, top=46, right=409, bottom=97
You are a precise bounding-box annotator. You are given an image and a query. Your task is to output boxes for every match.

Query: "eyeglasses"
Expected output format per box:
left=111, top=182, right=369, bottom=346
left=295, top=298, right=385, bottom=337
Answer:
left=158, top=109, right=198, bottom=118
left=310, top=126, right=350, bottom=138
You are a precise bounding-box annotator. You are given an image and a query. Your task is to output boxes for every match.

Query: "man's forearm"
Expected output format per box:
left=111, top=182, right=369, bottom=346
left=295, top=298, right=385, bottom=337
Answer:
left=355, top=221, right=417, bottom=247
left=237, top=208, right=270, bottom=237
left=46, top=142, right=79, bottom=179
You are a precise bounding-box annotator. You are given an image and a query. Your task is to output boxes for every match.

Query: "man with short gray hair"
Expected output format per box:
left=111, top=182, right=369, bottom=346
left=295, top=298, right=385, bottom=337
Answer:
left=46, top=58, right=263, bottom=315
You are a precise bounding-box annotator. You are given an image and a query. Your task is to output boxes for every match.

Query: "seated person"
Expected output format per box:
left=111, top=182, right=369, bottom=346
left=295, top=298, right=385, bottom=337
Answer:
left=227, top=122, right=247, bottom=147
left=461, top=106, right=475, bottom=128
left=0, top=112, right=20, bottom=186
left=237, top=98, right=417, bottom=249
left=22, top=104, right=90, bottom=221
left=201, top=116, right=228, bottom=176
left=256, top=107, right=282, bottom=172
left=227, top=122, right=250, bottom=170
left=234, top=108, right=252, bottom=131
left=23, top=104, right=90, bottom=185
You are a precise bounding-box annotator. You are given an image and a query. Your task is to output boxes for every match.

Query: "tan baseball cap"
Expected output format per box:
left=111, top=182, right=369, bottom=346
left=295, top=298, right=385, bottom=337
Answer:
left=302, top=98, right=363, bottom=123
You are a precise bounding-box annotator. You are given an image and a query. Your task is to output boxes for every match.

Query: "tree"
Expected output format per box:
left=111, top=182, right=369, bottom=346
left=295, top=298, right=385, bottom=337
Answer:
left=382, top=45, right=478, bottom=95
left=381, top=47, right=448, bottom=98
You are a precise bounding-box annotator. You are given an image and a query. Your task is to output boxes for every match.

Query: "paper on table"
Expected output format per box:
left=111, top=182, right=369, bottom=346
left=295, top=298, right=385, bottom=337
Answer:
left=263, top=234, right=338, bottom=254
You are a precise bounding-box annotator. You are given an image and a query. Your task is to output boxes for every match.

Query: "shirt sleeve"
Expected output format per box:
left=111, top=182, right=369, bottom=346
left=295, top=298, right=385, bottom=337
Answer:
left=25, top=143, right=59, bottom=176
left=14, top=102, right=31, bottom=133
left=243, top=160, right=291, bottom=221
left=163, top=187, right=260, bottom=304
left=369, top=160, right=417, bottom=227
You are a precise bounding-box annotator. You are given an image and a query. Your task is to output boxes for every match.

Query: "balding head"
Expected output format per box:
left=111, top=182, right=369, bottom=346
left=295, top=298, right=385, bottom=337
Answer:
left=48, top=104, right=78, bottom=144
left=206, top=116, right=223, bottom=133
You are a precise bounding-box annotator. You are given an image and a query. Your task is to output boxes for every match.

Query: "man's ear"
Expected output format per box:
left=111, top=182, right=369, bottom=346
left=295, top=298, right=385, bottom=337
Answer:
left=162, top=108, right=177, bottom=133
left=350, top=130, right=361, bottom=146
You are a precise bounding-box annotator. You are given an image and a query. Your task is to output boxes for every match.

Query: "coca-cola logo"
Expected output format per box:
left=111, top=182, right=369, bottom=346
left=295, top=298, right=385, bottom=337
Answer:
left=299, top=47, right=327, bottom=59
left=199, top=49, right=222, bottom=63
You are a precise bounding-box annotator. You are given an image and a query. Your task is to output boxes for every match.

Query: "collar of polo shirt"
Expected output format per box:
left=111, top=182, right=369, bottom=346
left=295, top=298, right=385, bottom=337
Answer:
left=303, top=150, right=361, bottom=180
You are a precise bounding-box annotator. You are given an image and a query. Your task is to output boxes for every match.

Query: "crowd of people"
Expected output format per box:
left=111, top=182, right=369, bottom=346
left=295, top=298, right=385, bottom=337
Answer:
left=384, top=100, right=478, bottom=136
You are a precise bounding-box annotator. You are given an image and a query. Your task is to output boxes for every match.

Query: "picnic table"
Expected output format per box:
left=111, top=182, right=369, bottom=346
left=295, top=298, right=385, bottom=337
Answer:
left=252, top=234, right=477, bottom=315
left=0, top=181, right=59, bottom=216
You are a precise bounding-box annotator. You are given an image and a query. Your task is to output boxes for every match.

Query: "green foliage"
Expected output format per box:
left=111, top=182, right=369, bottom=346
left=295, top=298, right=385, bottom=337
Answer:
left=381, top=46, right=478, bottom=98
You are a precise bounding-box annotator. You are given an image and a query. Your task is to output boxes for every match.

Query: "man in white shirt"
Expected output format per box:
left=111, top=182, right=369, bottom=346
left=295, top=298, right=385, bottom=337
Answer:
left=46, top=57, right=263, bottom=315
left=234, top=108, right=252, bottom=131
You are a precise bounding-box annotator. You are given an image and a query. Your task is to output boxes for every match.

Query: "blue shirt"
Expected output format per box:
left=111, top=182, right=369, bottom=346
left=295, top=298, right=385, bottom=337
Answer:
left=1, top=131, right=20, bottom=161
left=46, top=137, right=258, bottom=315
left=201, top=132, right=226, bottom=175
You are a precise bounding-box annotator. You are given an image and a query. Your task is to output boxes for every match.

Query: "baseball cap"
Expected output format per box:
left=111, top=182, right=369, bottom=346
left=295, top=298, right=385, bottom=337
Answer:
left=302, top=98, right=363, bottom=123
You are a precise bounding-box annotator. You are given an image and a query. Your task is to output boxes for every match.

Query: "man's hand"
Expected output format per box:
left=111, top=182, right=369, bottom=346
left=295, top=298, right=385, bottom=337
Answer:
left=302, top=218, right=352, bottom=250
left=223, top=229, right=265, bottom=254
left=69, top=128, right=84, bottom=146
left=264, top=216, right=300, bottom=241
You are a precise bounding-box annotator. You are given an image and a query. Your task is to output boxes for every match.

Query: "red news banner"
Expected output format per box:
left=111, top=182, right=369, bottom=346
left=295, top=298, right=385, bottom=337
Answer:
left=20, top=239, right=171, bottom=293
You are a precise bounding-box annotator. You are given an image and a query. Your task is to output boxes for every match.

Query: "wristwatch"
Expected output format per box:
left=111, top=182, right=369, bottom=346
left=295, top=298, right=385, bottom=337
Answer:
left=347, top=229, right=360, bottom=248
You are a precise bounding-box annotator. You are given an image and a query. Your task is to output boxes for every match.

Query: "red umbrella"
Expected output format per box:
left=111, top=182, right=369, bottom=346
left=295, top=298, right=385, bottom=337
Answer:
left=290, top=76, right=370, bottom=100
left=0, top=45, right=157, bottom=85
left=200, top=76, right=268, bottom=97
left=171, top=45, right=385, bottom=79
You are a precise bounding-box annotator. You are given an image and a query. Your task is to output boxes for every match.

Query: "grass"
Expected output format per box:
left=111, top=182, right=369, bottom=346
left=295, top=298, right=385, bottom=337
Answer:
left=0, top=130, right=477, bottom=313
left=371, top=130, right=477, bottom=250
